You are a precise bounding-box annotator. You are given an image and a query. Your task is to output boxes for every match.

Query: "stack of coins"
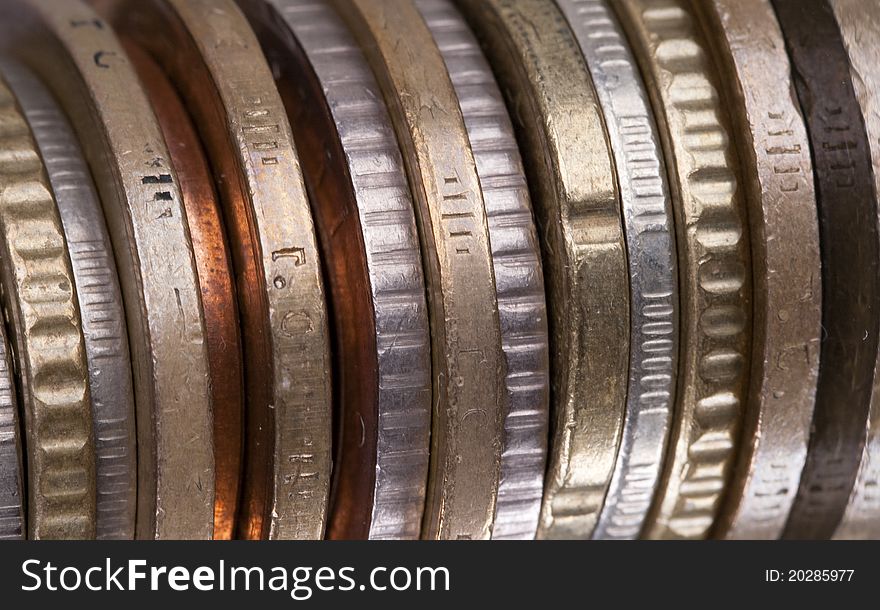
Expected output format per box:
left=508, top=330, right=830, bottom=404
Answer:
left=0, top=0, right=877, bottom=540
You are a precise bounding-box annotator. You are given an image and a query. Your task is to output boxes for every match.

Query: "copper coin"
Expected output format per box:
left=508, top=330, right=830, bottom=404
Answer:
left=105, top=0, right=333, bottom=539
left=126, top=41, right=245, bottom=541
left=245, top=0, right=433, bottom=539
left=1, top=0, right=215, bottom=540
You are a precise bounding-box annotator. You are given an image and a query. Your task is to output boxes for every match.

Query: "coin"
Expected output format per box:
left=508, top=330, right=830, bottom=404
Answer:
left=246, top=0, right=432, bottom=540
left=557, top=0, right=680, bottom=541
left=772, top=0, right=880, bottom=540
left=125, top=42, right=245, bottom=542
left=615, top=0, right=753, bottom=540
left=0, top=73, right=95, bottom=539
left=0, top=0, right=215, bottom=539
left=828, top=0, right=880, bottom=541
left=695, top=0, right=822, bottom=540
left=416, top=0, right=551, bottom=540
left=333, top=0, right=506, bottom=540
left=107, top=0, right=332, bottom=539
left=458, top=0, right=630, bottom=539
left=0, top=58, right=138, bottom=540
left=0, top=297, right=23, bottom=540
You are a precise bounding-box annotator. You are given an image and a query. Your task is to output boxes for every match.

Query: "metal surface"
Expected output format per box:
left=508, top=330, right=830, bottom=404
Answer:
left=0, top=74, right=95, bottom=539
left=615, top=0, right=753, bottom=540
left=417, top=0, right=550, bottom=540
left=830, top=0, right=880, bottom=540
left=773, top=0, right=880, bottom=540
left=1, top=59, right=138, bottom=540
left=0, top=296, right=23, bottom=540
left=333, top=0, right=506, bottom=540
left=248, top=0, right=432, bottom=540
left=458, top=0, right=630, bottom=540
left=697, top=0, right=822, bottom=540
left=557, top=0, right=679, bottom=541
left=109, top=0, right=332, bottom=539
left=125, top=42, right=245, bottom=542
left=0, top=0, right=214, bottom=540
left=0, top=0, right=214, bottom=538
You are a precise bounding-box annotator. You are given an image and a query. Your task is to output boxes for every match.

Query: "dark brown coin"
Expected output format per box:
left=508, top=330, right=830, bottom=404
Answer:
left=772, top=0, right=880, bottom=539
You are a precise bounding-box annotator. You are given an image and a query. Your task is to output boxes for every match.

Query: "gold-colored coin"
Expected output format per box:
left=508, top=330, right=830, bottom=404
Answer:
left=124, top=41, right=245, bottom=542
left=458, top=0, right=630, bottom=539
left=831, top=0, right=880, bottom=540
left=332, top=0, right=505, bottom=539
left=616, top=0, right=753, bottom=539
left=697, top=0, right=822, bottom=540
left=107, top=0, right=332, bottom=539
left=0, top=74, right=95, bottom=539
left=244, top=0, right=433, bottom=540
left=1, top=57, right=139, bottom=540
left=0, top=0, right=215, bottom=539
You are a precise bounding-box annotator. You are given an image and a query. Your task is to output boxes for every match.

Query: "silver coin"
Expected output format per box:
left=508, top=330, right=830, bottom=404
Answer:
left=416, top=0, right=551, bottom=540
left=265, top=0, right=432, bottom=539
left=556, top=0, right=680, bottom=539
left=831, top=0, right=880, bottom=540
left=0, top=59, right=137, bottom=540
left=0, top=307, right=23, bottom=540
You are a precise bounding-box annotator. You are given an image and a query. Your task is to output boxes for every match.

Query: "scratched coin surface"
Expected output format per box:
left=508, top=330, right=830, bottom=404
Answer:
left=1, top=58, right=138, bottom=540
left=247, top=0, right=432, bottom=540
left=773, top=0, right=880, bottom=540
left=558, top=0, right=680, bottom=541
left=0, top=73, right=95, bottom=539
left=830, top=0, right=880, bottom=541
left=0, top=298, right=23, bottom=540
left=616, top=0, right=753, bottom=540
left=110, top=0, right=332, bottom=539
left=417, top=0, right=551, bottom=540
left=696, top=0, right=822, bottom=540
left=458, top=0, right=630, bottom=539
left=125, top=42, right=245, bottom=542
left=0, top=0, right=214, bottom=539
left=334, top=0, right=506, bottom=540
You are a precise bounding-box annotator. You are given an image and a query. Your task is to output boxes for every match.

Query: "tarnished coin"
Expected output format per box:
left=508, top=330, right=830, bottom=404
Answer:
left=333, top=0, right=506, bottom=540
left=696, top=0, right=822, bottom=540
left=0, top=300, right=23, bottom=540
left=557, top=0, right=680, bottom=541
left=829, top=0, right=880, bottom=541
left=0, top=0, right=214, bottom=539
left=458, top=0, right=630, bottom=539
left=245, top=0, right=432, bottom=540
left=772, top=0, right=880, bottom=540
left=0, top=74, right=95, bottom=539
left=107, top=0, right=332, bottom=539
left=0, top=59, right=138, bottom=541
left=615, top=0, right=753, bottom=540
left=417, top=0, right=551, bottom=540
left=125, top=42, right=245, bottom=542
